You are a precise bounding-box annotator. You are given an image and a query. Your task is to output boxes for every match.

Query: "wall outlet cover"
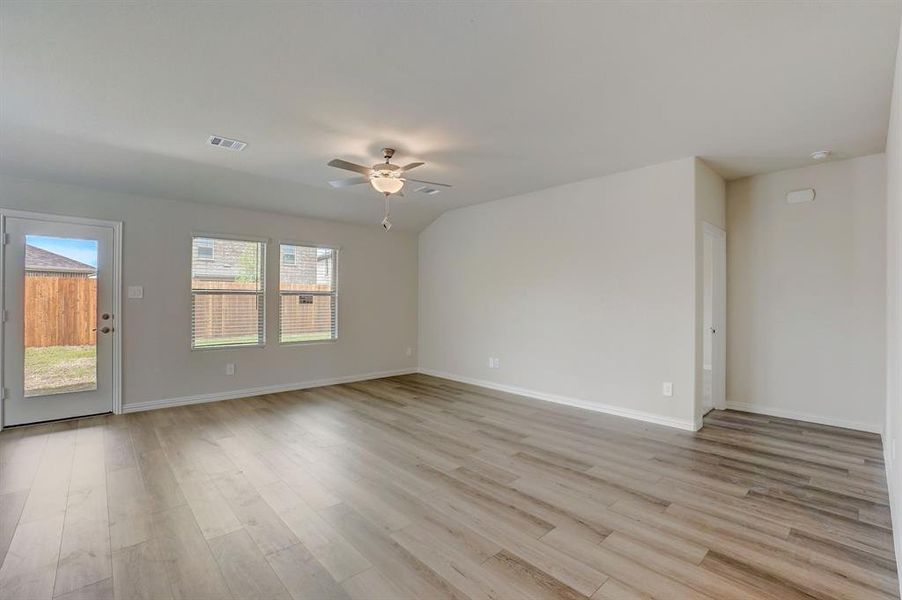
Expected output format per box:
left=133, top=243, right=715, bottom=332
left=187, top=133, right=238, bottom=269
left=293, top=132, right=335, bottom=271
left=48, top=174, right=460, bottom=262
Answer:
left=662, top=382, right=673, bottom=397
left=226, top=363, right=235, bottom=376
left=127, top=285, right=144, bottom=299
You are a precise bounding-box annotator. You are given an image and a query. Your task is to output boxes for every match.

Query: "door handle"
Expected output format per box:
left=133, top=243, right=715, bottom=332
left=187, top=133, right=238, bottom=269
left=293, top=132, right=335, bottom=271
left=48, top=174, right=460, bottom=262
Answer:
left=92, top=326, right=112, bottom=334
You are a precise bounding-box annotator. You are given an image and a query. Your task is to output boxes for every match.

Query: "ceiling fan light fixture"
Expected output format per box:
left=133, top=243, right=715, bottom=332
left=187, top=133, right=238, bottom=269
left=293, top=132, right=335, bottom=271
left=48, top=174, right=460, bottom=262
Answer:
left=370, top=176, right=404, bottom=194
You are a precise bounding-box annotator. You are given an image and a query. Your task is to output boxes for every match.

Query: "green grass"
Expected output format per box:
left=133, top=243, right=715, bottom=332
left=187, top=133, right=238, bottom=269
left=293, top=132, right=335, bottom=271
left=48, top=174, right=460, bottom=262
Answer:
left=281, top=331, right=334, bottom=344
left=24, top=345, right=97, bottom=396
left=192, top=331, right=333, bottom=348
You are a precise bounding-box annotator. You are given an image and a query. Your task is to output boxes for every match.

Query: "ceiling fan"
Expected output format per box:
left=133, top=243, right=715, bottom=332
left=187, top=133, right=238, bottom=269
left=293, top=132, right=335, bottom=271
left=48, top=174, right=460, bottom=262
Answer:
left=327, top=148, right=451, bottom=230
left=327, top=148, right=450, bottom=196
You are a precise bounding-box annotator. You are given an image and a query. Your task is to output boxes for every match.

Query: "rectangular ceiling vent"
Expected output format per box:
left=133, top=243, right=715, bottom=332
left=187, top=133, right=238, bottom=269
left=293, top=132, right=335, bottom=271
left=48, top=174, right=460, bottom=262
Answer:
left=208, top=135, right=246, bottom=151
left=415, top=186, right=441, bottom=195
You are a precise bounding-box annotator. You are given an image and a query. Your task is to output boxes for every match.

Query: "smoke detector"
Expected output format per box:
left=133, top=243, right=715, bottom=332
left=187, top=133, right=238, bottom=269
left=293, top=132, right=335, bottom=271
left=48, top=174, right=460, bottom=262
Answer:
left=208, top=135, right=246, bottom=151
left=810, top=150, right=830, bottom=160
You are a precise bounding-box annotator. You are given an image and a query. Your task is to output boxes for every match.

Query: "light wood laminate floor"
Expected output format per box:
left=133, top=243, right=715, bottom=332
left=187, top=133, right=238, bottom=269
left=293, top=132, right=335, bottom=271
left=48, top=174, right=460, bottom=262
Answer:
left=0, top=373, right=896, bottom=600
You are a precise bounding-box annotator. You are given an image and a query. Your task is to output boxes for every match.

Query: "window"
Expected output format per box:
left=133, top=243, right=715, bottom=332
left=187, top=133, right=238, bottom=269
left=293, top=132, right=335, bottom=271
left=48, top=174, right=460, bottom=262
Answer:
left=191, top=236, right=265, bottom=349
left=195, top=238, right=214, bottom=260
left=281, top=247, right=296, bottom=266
left=279, top=244, right=337, bottom=343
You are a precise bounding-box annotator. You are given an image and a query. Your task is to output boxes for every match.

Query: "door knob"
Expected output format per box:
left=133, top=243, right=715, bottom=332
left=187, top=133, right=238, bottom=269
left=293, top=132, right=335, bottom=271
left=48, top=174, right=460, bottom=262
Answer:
left=92, top=326, right=112, bottom=334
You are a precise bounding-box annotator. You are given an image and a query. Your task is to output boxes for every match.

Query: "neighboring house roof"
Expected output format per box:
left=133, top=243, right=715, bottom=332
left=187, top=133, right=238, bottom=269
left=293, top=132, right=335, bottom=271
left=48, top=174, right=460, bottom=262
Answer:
left=25, top=244, right=95, bottom=273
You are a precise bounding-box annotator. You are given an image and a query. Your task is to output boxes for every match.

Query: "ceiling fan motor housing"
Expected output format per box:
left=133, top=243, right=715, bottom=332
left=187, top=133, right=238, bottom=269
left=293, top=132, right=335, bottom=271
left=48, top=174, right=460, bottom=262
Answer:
left=373, top=162, right=401, bottom=175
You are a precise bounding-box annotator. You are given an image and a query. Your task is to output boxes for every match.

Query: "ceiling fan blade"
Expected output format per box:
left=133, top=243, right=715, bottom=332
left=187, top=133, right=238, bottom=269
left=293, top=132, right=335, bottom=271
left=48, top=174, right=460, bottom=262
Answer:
left=401, top=162, right=424, bottom=172
left=327, top=159, right=373, bottom=175
left=403, top=178, right=452, bottom=188
left=329, top=176, right=369, bottom=188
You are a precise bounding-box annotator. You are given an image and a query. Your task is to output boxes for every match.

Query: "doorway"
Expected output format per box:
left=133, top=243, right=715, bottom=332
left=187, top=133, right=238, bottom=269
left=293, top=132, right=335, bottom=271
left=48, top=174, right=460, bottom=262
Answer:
left=1, top=210, right=121, bottom=427
left=702, top=222, right=726, bottom=413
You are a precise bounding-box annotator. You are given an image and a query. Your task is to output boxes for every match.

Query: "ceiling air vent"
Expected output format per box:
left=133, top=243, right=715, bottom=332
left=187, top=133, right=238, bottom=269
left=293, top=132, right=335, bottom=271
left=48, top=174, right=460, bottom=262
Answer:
left=415, top=186, right=441, bottom=195
left=208, top=135, right=246, bottom=151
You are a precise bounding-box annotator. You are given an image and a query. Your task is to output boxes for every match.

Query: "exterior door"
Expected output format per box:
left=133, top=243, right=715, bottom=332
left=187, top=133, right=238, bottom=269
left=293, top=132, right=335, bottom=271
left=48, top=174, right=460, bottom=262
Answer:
left=2, top=215, right=115, bottom=426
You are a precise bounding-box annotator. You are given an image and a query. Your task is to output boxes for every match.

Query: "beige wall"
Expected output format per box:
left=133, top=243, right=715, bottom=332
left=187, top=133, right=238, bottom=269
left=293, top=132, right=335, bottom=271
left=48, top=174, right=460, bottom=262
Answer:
left=419, top=158, right=700, bottom=429
left=883, top=18, right=902, bottom=597
left=0, top=174, right=419, bottom=408
left=726, top=154, right=886, bottom=431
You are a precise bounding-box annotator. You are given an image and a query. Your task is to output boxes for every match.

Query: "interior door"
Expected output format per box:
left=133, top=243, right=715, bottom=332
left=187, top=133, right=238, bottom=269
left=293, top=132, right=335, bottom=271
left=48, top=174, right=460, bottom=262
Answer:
left=2, top=215, right=115, bottom=426
left=702, top=223, right=726, bottom=412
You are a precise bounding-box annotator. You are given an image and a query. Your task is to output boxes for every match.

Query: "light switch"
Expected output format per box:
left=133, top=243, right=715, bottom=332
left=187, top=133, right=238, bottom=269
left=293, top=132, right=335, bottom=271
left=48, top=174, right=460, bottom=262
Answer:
left=662, top=382, right=673, bottom=397
left=127, top=286, right=144, bottom=299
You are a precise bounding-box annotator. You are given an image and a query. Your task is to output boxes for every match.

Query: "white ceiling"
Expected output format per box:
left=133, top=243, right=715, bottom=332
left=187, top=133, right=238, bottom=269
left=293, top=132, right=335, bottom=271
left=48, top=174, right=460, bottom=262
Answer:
left=1, top=1, right=900, bottom=230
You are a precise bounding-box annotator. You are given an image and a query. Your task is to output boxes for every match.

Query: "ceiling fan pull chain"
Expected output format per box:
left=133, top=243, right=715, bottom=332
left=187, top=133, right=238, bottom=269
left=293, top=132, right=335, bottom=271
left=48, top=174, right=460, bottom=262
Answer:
left=381, top=194, right=393, bottom=231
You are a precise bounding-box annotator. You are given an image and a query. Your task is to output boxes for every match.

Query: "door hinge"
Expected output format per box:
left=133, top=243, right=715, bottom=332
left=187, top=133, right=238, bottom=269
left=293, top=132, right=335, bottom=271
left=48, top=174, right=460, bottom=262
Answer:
left=1, top=232, right=8, bottom=245
left=0, top=388, right=7, bottom=401
left=1, top=309, right=7, bottom=322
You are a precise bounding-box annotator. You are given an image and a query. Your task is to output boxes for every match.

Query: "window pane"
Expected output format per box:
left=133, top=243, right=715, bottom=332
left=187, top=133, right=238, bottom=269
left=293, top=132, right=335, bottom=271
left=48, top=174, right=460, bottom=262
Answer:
left=24, top=235, right=98, bottom=396
left=279, top=245, right=334, bottom=292
left=192, top=237, right=265, bottom=348
left=192, top=293, right=263, bottom=348
left=192, top=238, right=264, bottom=291
left=280, top=293, right=334, bottom=342
left=195, top=238, right=214, bottom=260
left=279, top=244, right=336, bottom=343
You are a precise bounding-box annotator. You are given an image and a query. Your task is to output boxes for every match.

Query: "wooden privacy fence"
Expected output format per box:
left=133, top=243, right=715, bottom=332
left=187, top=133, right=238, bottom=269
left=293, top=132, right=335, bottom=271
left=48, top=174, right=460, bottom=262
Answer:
left=24, top=274, right=97, bottom=347
left=191, top=280, right=334, bottom=340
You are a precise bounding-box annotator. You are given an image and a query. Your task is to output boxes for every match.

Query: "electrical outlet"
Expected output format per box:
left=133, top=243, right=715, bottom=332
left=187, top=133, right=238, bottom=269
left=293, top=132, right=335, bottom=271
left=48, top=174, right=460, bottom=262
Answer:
left=493, top=357, right=501, bottom=369
left=662, top=382, right=673, bottom=397
left=226, top=363, right=235, bottom=376
left=488, top=357, right=495, bottom=368
left=406, top=347, right=413, bottom=357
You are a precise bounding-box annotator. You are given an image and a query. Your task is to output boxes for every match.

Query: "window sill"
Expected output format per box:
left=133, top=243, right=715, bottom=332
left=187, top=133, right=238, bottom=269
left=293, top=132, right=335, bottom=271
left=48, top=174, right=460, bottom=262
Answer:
left=279, top=338, right=338, bottom=347
left=191, top=343, right=266, bottom=352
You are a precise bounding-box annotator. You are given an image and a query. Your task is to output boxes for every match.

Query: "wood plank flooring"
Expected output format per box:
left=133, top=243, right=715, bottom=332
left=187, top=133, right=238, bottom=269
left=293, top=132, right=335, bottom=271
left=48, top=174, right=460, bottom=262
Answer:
left=0, top=373, right=896, bottom=599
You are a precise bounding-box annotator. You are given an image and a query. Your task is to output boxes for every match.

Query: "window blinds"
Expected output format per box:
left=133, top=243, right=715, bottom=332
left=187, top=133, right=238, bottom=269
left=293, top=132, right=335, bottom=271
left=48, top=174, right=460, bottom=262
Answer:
left=279, top=244, right=337, bottom=343
left=191, top=237, right=266, bottom=348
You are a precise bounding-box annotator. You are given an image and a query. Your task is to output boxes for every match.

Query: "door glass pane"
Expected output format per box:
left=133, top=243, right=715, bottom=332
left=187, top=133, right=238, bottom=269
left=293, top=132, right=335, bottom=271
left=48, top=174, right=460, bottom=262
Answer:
left=24, top=236, right=98, bottom=397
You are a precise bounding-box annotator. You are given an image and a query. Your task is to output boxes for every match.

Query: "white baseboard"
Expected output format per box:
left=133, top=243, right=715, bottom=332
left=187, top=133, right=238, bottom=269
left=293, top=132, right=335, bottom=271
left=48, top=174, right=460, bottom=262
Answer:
left=121, top=368, right=417, bottom=414
left=418, top=368, right=699, bottom=431
left=725, top=401, right=882, bottom=433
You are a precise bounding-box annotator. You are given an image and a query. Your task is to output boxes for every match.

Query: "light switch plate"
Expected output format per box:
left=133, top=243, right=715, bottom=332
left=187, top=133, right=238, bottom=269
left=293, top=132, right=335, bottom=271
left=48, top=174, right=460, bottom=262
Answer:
left=127, top=286, right=144, bottom=299
left=662, top=382, right=673, bottom=397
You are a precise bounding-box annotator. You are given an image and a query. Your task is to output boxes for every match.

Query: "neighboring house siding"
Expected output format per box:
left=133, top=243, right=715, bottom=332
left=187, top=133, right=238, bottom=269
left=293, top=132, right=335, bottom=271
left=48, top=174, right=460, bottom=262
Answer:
left=192, top=238, right=332, bottom=286
left=25, top=244, right=95, bottom=279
